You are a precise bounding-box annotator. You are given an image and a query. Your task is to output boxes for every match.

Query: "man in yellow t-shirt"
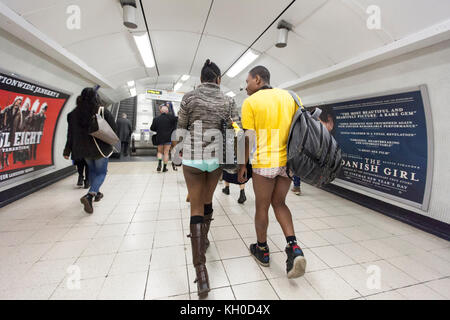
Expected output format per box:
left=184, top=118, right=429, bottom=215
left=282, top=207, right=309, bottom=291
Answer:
left=238, top=66, right=306, bottom=279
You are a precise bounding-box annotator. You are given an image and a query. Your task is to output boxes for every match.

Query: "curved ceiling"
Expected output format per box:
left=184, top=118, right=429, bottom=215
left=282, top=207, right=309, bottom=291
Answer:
left=1, top=0, right=450, bottom=103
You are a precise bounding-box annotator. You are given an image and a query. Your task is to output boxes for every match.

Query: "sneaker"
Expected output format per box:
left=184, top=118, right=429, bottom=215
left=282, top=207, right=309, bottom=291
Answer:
left=222, top=186, right=230, bottom=195
left=237, top=190, right=247, bottom=204
left=80, top=194, right=94, bottom=214
left=77, top=175, right=83, bottom=187
left=249, top=243, right=270, bottom=267
left=83, top=179, right=90, bottom=189
left=285, top=243, right=306, bottom=279
left=291, top=186, right=301, bottom=196
left=94, top=192, right=104, bottom=202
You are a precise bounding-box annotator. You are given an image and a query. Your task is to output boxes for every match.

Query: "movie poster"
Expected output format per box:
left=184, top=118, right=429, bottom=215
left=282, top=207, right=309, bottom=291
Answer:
left=310, top=87, right=433, bottom=209
left=0, top=71, right=70, bottom=183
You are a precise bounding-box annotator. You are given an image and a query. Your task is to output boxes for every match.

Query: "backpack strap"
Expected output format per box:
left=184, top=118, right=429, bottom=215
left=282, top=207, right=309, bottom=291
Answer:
left=287, top=91, right=308, bottom=153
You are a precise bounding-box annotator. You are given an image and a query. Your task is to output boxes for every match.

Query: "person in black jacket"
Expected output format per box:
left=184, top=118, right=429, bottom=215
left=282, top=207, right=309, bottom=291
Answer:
left=150, top=104, right=177, bottom=172
left=116, top=113, right=132, bottom=158
left=63, top=87, right=117, bottom=214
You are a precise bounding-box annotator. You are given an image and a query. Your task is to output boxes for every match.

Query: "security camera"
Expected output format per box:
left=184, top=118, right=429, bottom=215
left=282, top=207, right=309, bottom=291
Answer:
left=120, top=0, right=138, bottom=29
left=276, top=20, right=293, bottom=48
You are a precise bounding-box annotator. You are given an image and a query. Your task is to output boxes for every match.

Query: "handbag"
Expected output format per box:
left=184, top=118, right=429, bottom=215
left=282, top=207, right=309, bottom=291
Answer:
left=89, top=107, right=119, bottom=158
left=152, top=134, right=158, bottom=146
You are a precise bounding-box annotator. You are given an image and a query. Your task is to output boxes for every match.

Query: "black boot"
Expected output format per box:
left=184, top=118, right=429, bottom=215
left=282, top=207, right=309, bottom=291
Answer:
left=84, top=179, right=90, bottom=189
left=80, top=194, right=94, bottom=214
left=77, top=175, right=83, bottom=187
left=238, top=189, right=247, bottom=204
left=162, top=164, right=168, bottom=172
left=157, top=160, right=162, bottom=172
left=94, top=192, right=104, bottom=202
left=222, top=186, right=230, bottom=195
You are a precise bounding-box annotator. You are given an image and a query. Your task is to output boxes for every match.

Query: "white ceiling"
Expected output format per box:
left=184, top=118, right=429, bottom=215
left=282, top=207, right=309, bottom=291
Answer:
left=1, top=0, right=450, bottom=102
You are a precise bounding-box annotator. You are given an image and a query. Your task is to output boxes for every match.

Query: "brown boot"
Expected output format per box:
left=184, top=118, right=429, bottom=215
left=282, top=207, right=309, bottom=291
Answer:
left=188, top=223, right=210, bottom=297
left=204, top=214, right=214, bottom=250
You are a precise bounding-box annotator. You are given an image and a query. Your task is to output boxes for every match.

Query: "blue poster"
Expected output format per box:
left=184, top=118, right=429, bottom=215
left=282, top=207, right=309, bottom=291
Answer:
left=311, top=89, right=431, bottom=207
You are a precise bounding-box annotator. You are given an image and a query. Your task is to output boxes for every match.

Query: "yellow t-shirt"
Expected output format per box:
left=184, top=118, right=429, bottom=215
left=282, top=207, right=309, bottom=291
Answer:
left=241, top=88, right=301, bottom=169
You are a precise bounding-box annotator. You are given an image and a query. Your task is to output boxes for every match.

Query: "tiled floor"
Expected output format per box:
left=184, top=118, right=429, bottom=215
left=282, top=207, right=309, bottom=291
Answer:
left=0, top=161, right=449, bottom=300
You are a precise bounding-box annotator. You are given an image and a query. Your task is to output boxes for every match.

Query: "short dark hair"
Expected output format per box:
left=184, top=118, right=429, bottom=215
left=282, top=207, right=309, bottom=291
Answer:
left=249, top=66, right=270, bottom=84
left=201, top=59, right=221, bottom=83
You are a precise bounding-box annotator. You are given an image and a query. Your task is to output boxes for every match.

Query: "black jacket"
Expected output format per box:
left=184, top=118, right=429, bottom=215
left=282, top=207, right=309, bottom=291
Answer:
left=63, top=108, right=118, bottom=160
left=150, top=113, right=177, bottom=145
left=116, top=117, right=132, bottom=143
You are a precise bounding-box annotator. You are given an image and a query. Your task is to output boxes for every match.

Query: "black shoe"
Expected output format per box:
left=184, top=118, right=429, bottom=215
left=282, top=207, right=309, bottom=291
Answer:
left=77, top=175, right=83, bottom=187
left=157, top=162, right=162, bottom=172
left=94, top=192, right=104, bottom=202
left=83, top=179, right=90, bottom=189
left=172, top=162, right=178, bottom=171
left=222, top=186, right=230, bottom=195
left=80, top=194, right=94, bottom=214
left=237, top=190, right=247, bottom=204
left=285, top=243, right=307, bottom=279
left=162, top=164, right=168, bottom=172
left=250, top=243, right=270, bottom=267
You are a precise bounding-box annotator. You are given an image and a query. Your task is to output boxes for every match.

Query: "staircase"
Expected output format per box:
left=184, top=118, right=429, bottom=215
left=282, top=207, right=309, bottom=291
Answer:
left=117, top=96, right=137, bottom=130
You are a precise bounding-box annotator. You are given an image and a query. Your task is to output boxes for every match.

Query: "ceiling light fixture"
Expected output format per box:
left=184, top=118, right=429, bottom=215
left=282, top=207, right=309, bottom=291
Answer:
left=130, top=87, right=137, bottom=97
left=127, top=80, right=135, bottom=87
left=133, top=33, right=155, bottom=68
left=174, top=82, right=183, bottom=91
left=181, top=75, right=190, bottom=82
left=276, top=20, right=293, bottom=48
left=226, top=50, right=259, bottom=78
left=226, top=91, right=236, bottom=98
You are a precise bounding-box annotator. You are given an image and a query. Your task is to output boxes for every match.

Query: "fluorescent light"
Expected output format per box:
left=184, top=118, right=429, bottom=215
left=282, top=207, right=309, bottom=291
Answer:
left=226, top=91, right=236, bottom=97
left=127, top=80, right=135, bottom=87
left=174, top=82, right=183, bottom=91
left=181, top=75, right=190, bottom=81
left=133, top=33, right=155, bottom=68
left=226, top=50, right=259, bottom=78
left=130, top=87, right=137, bottom=96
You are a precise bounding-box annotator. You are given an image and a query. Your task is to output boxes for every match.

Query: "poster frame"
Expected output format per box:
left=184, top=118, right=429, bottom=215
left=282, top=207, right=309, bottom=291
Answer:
left=304, top=85, right=434, bottom=211
left=0, top=67, right=72, bottom=188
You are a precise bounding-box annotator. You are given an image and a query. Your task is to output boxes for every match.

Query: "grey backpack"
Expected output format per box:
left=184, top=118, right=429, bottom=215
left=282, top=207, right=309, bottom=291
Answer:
left=286, top=91, right=342, bottom=187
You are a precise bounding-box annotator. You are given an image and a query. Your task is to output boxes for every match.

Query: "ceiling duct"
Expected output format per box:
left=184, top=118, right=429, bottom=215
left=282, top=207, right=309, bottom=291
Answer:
left=120, top=0, right=137, bottom=29
left=276, top=20, right=293, bottom=48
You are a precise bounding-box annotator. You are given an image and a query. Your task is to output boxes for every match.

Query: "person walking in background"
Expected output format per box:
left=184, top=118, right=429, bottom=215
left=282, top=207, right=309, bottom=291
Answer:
left=116, top=113, right=132, bottom=158
left=150, top=104, right=177, bottom=172
left=238, top=66, right=307, bottom=279
left=74, top=159, right=90, bottom=189
left=222, top=164, right=252, bottom=204
left=292, top=176, right=302, bottom=195
left=63, top=88, right=117, bottom=214
left=176, top=59, right=241, bottom=298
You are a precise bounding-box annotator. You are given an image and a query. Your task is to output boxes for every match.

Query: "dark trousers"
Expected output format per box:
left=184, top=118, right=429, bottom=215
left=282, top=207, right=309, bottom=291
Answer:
left=121, top=142, right=129, bottom=157
left=74, top=159, right=89, bottom=180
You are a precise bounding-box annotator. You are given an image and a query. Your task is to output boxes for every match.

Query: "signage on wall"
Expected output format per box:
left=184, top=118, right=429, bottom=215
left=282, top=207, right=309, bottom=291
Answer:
left=147, top=89, right=163, bottom=95
left=0, top=70, right=71, bottom=183
left=308, top=86, right=434, bottom=210
left=146, top=89, right=183, bottom=102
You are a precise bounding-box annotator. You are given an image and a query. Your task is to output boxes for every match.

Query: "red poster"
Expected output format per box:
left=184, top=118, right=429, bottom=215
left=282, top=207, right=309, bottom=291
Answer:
left=0, top=71, right=70, bottom=183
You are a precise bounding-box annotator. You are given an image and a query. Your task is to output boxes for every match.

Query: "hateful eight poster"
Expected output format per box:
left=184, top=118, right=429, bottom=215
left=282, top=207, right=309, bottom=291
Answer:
left=0, top=71, right=70, bottom=183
